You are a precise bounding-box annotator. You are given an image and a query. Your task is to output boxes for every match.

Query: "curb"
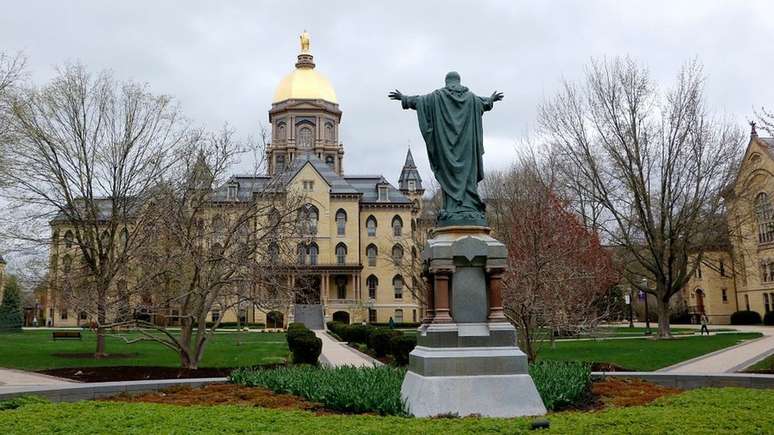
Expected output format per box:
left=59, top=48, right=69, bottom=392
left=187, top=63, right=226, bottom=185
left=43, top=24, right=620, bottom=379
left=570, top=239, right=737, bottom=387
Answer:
left=592, top=371, right=774, bottom=389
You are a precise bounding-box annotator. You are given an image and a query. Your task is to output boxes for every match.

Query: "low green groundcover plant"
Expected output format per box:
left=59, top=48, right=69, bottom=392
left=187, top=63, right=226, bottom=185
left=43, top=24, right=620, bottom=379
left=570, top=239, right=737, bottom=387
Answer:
left=0, top=396, right=48, bottom=411
left=230, top=365, right=406, bottom=416
left=2, top=388, right=774, bottom=433
left=529, top=361, right=591, bottom=410
left=231, top=362, right=592, bottom=415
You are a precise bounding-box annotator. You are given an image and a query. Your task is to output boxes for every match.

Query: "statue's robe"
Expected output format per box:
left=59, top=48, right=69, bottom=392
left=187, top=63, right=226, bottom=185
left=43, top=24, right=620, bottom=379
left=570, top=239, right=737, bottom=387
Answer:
left=402, top=86, right=493, bottom=226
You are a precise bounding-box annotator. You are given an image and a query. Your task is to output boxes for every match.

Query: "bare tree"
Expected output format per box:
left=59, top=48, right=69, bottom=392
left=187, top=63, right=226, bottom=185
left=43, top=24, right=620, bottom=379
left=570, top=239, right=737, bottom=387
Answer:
left=0, top=51, right=27, bottom=177
left=109, top=129, right=305, bottom=369
left=484, top=156, right=617, bottom=361
left=0, top=64, right=189, bottom=356
left=538, top=57, right=743, bottom=337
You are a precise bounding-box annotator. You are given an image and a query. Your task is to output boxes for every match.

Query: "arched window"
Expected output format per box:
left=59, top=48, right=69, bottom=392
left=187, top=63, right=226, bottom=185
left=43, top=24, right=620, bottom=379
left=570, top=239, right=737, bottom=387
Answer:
left=366, top=244, right=378, bottom=267
left=325, top=155, right=335, bottom=168
left=367, top=275, right=378, bottom=299
left=299, top=204, right=318, bottom=235
left=366, top=215, right=377, bottom=237
left=335, top=243, right=347, bottom=265
left=755, top=192, right=774, bottom=243
left=325, top=122, right=334, bottom=141
left=392, top=244, right=404, bottom=264
left=297, top=243, right=307, bottom=265
left=64, top=230, right=74, bottom=249
left=212, top=215, right=225, bottom=241
left=62, top=255, right=72, bottom=274
left=268, top=242, right=279, bottom=262
left=309, top=243, right=319, bottom=265
left=393, top=275, right=404, bottom=299
left=336, top=277, right=347, bottom=299
left=336, top=209, right=347, bottom=236
left=275, top=154, right=286, bottom=173
left=275, top=122, right=286, bottom=140
left=298, top=126, right=313, bottom=148
left=392, top=215, right=403, bottom=237
left=394, top=309, right=404, bottom=323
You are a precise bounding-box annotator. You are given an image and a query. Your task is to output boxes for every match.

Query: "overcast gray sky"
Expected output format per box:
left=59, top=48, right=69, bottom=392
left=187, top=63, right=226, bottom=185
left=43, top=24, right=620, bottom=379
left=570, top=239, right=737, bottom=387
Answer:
left=2, top=0, right=773, bottom=186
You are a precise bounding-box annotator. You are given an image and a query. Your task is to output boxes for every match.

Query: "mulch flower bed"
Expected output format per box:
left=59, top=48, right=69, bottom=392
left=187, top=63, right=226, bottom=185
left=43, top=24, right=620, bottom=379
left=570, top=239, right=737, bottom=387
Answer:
left=102, top=383, right=330, bottom=413
left=591, top=378, right=682, bottom=408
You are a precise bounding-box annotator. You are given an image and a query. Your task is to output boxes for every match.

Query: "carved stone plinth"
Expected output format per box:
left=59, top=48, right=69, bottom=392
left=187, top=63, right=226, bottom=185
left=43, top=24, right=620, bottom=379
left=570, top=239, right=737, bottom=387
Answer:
left=401, top=227, right=546, bottom=417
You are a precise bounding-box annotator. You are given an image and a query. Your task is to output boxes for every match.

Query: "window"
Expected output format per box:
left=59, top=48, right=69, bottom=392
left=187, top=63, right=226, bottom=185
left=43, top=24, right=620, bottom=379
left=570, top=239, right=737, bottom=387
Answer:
left=61, top=309, right=68, bottom=320
left=755, top=192, right=774, bottom=243
left=367, top=275, right=378, bottom=299
left=336, top=243, right=347, bottom=265
left=275, top=122, right=286, bottom=140
left=394, top=309, right=404, bottom=323
left=719, top=260, right=726, bottom=277
left=299, top=204, right=318, bottom=235
left=212, top=310, right=220, bottom=322
left=309, top=243, right=318, bottom=265
left=325, top=155, right=335, bottom=168
left=297, top=243, right=306, bottom=265
left=393, top=275, right=404, bottom=299
left=336, top=209, right=347, bottom=236
left=120, top=228, right=129, bottom=249
left=227, top=184, right=238, bottom=200
left=392, top=216, right=403, bottom=237
left=298, top=126, right=313, bottom=148
left=366, top=216, right=377, bottom=237
left=695, top=262, right=702, bottom=279
left=369, top=309, right=377, bottom=323
left=367, top=244, right=378, bottom=267
left=392, top=244, right=404, bottom=264
left=239, top=309, right=247, bottom=324
left=765, top=293, right=770, bottom=313
left=721, top=289, right=728, bottom=303
left=62, top=255, right=72, bottom=274
left=276, top=154, right=285, bottom=173
left=745, top=294, right=750, bottom=311
left=325, top=122, right=334, bottom=141
left=408, top=180, right=416, bottom=192
left=413, top=309, right=417, bottom=323
left=79, top=311, right=88, bottom=320
left=378, top=186, right=388, bottom=201
left=64, top=230, right=74, bottom=249
left=336, top=277, right=347, bottom=299
left=211, top=215, right=225, bottom=241
left=268, top=242, right=279, bottom=262
left=303, top=180, right=314, bottom=192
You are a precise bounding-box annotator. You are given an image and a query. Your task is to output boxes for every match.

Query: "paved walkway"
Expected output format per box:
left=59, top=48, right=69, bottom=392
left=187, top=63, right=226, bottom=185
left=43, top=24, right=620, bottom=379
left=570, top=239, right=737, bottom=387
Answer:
left=0, top=368, right=75, bottom=394
left=657, top=324, right=774, bottom=373
left=314, top=330, right=378, bottom=368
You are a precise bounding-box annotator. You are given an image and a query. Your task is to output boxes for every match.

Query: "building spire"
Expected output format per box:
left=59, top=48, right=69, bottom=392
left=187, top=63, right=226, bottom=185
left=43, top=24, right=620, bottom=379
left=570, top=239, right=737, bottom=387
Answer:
left=399, top=147, right=423, bottom=193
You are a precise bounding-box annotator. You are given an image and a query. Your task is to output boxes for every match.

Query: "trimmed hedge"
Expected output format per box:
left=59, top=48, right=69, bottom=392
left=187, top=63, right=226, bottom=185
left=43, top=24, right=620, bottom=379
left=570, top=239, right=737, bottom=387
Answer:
left=764, top=311, right=774, bottom=326
left=390, top=335, right=417, bottom=366
left=340, top=324, right=374, bottom=344
left=369, top=329, right=402, bottom=357
left=368, top=322, right=422, bottom=328
left=285, top=323, right=321, bottom=365
left=730, top=310, right=762, bottom=325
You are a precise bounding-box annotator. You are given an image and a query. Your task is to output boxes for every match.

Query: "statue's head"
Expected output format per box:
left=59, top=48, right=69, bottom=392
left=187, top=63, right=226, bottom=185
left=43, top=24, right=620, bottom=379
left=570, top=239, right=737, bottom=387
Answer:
left=445, top=71, right=461, bottom=86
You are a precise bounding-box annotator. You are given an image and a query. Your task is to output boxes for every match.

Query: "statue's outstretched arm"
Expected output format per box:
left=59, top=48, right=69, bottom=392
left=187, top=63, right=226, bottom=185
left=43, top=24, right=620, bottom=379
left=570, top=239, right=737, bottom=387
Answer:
left=388, top=89, right=419, bottom=110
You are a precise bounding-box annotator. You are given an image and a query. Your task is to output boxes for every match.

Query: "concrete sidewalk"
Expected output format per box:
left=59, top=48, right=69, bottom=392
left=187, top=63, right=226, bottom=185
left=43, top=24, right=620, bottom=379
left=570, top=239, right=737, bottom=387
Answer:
left=314, top=330, right=378, bottom=368
left=659, top=324, right=774, bottom=373
left=0, top=368, right=76, bottom=394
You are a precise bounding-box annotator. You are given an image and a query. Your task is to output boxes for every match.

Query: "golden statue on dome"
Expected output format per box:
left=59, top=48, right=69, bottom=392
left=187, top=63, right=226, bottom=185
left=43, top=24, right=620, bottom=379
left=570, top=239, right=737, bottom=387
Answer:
left=300, top=30, right=311, bottom=54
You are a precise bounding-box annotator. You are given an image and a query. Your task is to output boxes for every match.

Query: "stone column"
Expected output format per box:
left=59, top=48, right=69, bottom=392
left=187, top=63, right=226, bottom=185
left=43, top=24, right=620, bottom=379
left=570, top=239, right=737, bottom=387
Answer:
left=487, top=270, right=507, bottom=322
left=422, top=273, right=435, bottom=323
left=431, top=270, right=453, bottom=323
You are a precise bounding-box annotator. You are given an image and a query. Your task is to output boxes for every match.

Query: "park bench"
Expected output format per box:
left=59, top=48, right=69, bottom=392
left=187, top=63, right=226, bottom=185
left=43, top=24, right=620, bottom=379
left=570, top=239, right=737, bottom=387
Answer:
left=52, top=331, right=82, bottom=340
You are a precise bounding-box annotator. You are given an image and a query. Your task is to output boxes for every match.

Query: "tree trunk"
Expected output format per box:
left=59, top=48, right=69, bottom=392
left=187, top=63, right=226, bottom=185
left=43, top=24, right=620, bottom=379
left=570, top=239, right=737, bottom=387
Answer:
left=656, top=297, right=672, bottom=338
left=95, top=291, right=107, bottom=358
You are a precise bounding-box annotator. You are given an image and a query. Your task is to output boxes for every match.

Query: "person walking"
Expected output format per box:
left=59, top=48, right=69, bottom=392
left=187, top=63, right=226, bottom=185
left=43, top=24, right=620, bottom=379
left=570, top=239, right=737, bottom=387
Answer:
left=700, top=313, right=710, bottom=336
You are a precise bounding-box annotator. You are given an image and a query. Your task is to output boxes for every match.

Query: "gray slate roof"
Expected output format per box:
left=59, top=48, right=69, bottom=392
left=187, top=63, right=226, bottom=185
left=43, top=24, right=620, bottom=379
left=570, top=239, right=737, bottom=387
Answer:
left=398, top=149, right=423, bottom=191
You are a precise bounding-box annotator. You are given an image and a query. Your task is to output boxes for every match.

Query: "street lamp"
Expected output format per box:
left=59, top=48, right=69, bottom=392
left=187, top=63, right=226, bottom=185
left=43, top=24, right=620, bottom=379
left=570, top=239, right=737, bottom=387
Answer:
left=640, top=278, right=652, bottom=335
left=625, top=288, right=634, bottom=328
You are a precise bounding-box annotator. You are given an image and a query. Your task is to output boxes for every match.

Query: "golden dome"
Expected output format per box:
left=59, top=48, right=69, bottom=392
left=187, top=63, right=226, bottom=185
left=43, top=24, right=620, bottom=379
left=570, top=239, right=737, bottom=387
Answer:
left=272, top=32, right=337, bottom=104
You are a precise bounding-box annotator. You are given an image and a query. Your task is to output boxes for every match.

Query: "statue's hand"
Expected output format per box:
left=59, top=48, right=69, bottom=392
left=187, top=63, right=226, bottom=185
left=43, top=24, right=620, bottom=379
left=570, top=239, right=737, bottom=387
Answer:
left=388, top=89, right=403, bottom=101
left=490, top=91, right=504, bottom=102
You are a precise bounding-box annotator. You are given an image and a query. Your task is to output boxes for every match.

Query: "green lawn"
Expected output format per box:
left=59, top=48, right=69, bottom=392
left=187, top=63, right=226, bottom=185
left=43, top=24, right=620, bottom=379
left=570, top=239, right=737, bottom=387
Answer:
left=745, top=354, right=774, bottom=372
left=1, top=388, right=772, bottom=434
left=0, top=330, right=289, bottom=370
left=538, top=333, right=761, bottom=371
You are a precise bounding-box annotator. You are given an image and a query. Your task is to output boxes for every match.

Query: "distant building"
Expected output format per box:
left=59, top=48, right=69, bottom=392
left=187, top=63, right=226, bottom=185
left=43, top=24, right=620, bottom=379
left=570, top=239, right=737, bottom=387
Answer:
left=45, top=34, right=426, bottom=328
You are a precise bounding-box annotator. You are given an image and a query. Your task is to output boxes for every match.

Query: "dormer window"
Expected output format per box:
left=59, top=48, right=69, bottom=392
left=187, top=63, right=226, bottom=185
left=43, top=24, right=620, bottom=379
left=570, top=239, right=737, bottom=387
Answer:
left=407, top=180, right=416, bottom=192
left=378, top=185, right=389, bottom=201
left=227, top=184, right=238, bottom=200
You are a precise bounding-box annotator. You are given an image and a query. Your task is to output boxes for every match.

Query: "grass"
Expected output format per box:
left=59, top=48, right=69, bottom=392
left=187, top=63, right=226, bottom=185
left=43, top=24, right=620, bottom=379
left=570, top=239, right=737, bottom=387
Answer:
left=538, top=332, right=761, bottom=371
left=1, top=388, right=772, bottom=434
left=0, top=330, right=289, bottom=370
left=745, top=354, right=774, bottom=372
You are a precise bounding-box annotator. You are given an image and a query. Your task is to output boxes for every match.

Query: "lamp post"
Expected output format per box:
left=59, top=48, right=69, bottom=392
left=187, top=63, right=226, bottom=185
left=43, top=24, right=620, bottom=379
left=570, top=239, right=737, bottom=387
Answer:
left=626, top=288, right=634, bottom=328
left=641, top=279, right=652, bottom=335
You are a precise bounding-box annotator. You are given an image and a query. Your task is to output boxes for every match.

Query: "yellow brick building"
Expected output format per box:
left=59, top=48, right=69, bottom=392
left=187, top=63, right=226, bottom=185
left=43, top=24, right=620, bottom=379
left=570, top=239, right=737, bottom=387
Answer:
left=682, top=125, right=774, bottom=323
left=45, top=34, right=425, bottom=328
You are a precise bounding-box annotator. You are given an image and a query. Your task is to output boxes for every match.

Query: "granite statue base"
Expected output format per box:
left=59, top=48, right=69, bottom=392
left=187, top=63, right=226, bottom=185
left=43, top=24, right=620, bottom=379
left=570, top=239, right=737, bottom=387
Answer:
left=401, top=323, right=546, bottom=417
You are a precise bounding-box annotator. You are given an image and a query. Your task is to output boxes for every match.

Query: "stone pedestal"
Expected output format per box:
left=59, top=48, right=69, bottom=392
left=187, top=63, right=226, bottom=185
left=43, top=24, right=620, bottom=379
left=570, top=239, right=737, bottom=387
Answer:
left=401, top=227, right=546, bottom=417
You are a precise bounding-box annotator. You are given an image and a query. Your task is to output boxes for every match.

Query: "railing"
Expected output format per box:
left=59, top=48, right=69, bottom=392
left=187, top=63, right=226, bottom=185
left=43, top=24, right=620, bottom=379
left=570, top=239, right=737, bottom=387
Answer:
left=327, top=299, right=361, bottom=306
